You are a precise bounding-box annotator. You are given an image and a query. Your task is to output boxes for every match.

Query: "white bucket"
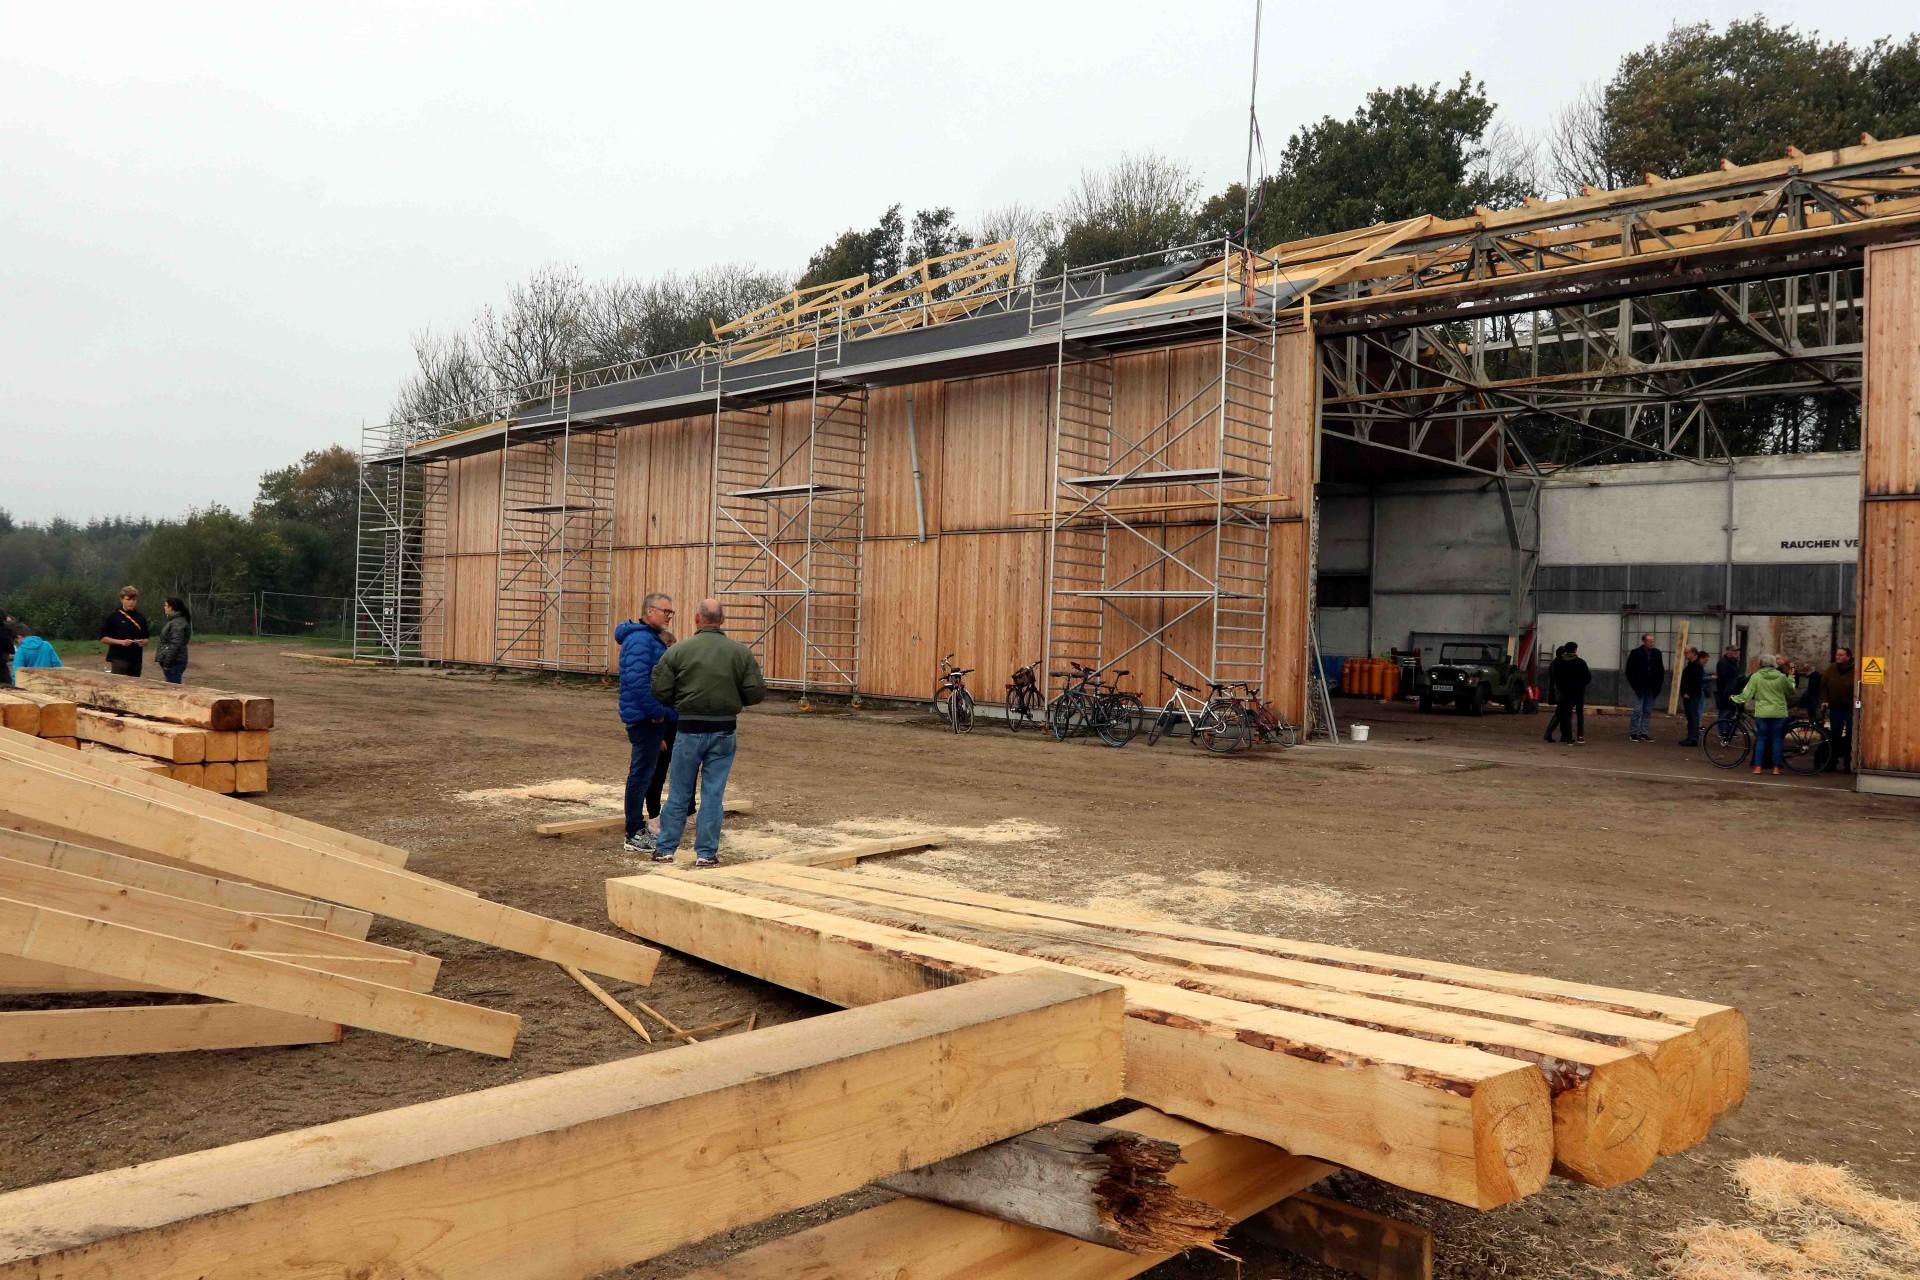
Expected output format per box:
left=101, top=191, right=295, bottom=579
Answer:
left=1349, top=724, right=1371, bottom=743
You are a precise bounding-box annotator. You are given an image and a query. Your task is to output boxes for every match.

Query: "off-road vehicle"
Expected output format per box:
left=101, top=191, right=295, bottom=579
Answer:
left=1419, top=642, right=1535, bottom=715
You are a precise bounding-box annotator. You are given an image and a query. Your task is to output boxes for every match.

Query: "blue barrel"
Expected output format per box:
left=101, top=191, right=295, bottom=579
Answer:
left=1321, top=655, right=1345, bottom=690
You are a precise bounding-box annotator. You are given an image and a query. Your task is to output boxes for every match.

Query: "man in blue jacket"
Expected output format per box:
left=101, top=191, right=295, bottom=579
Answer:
left=614, top=593, right=677, bottom=854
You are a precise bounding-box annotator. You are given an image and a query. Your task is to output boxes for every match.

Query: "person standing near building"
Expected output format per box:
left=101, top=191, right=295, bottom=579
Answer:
left=649, top=598, right=765, bottom=868
left=154, top=598, right=193, bottom=685
left=1714, top=643, right=1744, bottom=734
left=1822, top=646, right=1856, bottom=773
left=1624, top=632, right=1665, bottom=742
left=99, top=586, right=149, bottom=677
left=0, top=608, right=13, bottom=687
left=1544, top=642, right=1591, bottom=745
left=1733, top=654, right=1796, bottom=776
left=9, top=622, right=60, bottom=674
left=614, top=593, right=677, bottom=855
left=1677, top=647, right=1707, bottom=746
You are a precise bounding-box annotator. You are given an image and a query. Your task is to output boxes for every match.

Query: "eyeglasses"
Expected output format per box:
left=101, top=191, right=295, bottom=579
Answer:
left=650, top=606, right=675, bottom=616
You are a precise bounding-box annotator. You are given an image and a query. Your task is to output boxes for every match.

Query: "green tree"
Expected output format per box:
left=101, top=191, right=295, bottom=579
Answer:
left=253, top=445, right=360, bottom=598
left=798, top=204, right=907, bottom=289
left=1200, top=75, right=1528, bottom=248
left=1042, top=154, right=1199, bottom=275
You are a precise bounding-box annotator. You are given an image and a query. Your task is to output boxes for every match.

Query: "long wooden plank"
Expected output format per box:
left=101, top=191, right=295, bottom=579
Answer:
left=771, top=833, right=943, bottom=869
left=0, top=1004, right=342, bottom=1062
left=608, top=875, right=1554, bottom=1208
left=17, top=668, right=244, bottom=730
left=703, top=866, right=1664, bottom=1185
left=0, top=953, right=428, bottom=994
left=0, top=895, right=517, bottom=1055
left=0, top=729, right=408, bottom=870
left=0, top=689, right=76, bottom=738
left=0, top=752, right=660, bottom=984
left=77, top=742, right=169, bottom=773
left=0, top=970, right=1124, bottom=1280
left=810, top=867, right=1749, bottom=1115
left=0, top=828, right=374, bottom=938
left=0, top=857, right=439, bottom=988
left=74, top=708, right=207, bottom=765
left=681, top=1107, right=1333, bottom=1280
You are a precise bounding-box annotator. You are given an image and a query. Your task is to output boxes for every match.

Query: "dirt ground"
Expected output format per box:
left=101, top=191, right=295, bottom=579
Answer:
left=4, top=642, right=1916, bottom=1278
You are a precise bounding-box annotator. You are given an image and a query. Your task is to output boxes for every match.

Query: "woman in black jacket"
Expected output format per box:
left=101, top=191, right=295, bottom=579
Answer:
left=155, top=597, right=193, bottom=684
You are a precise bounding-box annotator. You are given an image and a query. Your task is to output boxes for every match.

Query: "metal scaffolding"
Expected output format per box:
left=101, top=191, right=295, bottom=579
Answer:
left=492, top=374, right=617, bottom=671
left=709, top=329, right=868, bottom=697
left=1040, top=249, right=1281, bottom=700
left=353, top=420, right=449, bottom=663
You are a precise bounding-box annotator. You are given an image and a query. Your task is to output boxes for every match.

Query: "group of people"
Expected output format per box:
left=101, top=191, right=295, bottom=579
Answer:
left=0, top=586, right=194, bottom=688
left=614, top=594, right=766, bottom=867
left=1545, top=631, right=1856, bottom=775
left=0, top=610, right=62, bottom=687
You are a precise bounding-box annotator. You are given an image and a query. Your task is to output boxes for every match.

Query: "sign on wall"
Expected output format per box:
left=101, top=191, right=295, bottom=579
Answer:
left=1862, top=656, right=1887, bottom=686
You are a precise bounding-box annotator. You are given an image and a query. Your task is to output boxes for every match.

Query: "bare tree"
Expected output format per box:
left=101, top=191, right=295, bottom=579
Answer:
left=1047, top=152, right=1200, bottom=273
left=580, top=265, right=789, bottom=366
left=973, top=202, right=1057, bottom=283
left=391, top=327, right=488, bottom=427
left=471, top=263, right=588, bottom=390
left=1545, top=83, right=1623, bottom=197
left=1480, top=117, right=1545, bottom=201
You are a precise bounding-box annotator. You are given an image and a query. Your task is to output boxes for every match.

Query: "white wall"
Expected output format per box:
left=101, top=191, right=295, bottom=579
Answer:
left=1318, top=494, right=1370, bottom=573
left=1536, top=612, right=1624, bottom=670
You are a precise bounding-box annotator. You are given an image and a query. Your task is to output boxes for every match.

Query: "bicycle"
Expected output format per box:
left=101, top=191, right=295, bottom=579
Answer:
left=931, top=654, right=975, bottom=734
left=1048, top=663, right=1142, bottom=747
left=1701, top=708, right=1831, bottom=773
left=1230, top=683, right=1298, bottom=750
left=1004, top=659, right=1043, bottom=733
left=1146, top=672, right=1235, bottom=748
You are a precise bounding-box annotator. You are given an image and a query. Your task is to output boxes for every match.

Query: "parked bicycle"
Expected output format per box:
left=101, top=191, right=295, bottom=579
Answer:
left=1701, top=708, right=1830, bottom=774
left=1229, top=682, right=1299, bottom=750
left=1048, top=662, right=1142, bottom=747
left=1005, top=659, right=1043, bottom=733
left=1146, top=672, right=1236, bottom=749
left=931, top=654, right=975, bottom=734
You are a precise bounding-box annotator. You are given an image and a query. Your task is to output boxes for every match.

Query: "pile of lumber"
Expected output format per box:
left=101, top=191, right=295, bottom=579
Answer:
left=608, top=862, right=1748, bottom=1212
left=17, top=669, right=273, bottom=794
left=0, top=728, right=663, bottom=1061
left=0, top=686, right=77, bottom=749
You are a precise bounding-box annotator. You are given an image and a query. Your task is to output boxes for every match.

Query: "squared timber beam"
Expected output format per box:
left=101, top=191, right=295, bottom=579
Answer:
left=0, top=969, right=1125, bottom=1280
left=0, top=1004, right=342, bottom=1063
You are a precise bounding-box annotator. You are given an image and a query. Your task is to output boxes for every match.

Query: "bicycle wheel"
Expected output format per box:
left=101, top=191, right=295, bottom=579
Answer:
left=1005, top=686, right=1032, bottom=732
left=932, top=686, right=950, bottom=722
left=951, top=688, right=975, bottom=734
left=1270, top=718, right=1298, bottom=748
left=1782, top=721, right=1829, bottom=774
left=1096, top=692, right=1143, bottom=747
left=1048, top=694, right=1081, bottom=741
left=1200, top=705, right=1250, bottom=754
left=1145, top=704, right=1175, bottom=746
left=1702, top=715, right=1752, bottom=769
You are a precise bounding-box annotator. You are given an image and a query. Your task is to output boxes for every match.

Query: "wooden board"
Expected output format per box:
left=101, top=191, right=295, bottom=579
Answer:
left=75, top=708, right=206, bottom=764
left=1859, top=240, right=1920, bottom=778
left=0, top=689, right=76, bottom=738
left=608, top=874, right=1554, bottom=1208
left=0, top=1004, right=341, bottom=1062
left=0, top=896, right=516, bottom=1055
left=680, top=1107, right=1331, bottom=1280
left=0, top=970, right=1125, bottom=1280
left=770, top=833, right=943, bottom=870
left=18, top=669, right=243, bottom=731
left=0, top=750, right=661, bottom=984
left=77, top=742, right=169, bottom=773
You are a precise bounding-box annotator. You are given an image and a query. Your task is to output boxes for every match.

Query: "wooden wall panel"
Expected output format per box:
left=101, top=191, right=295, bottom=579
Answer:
left=860, top=539, right=942, bottom=698
left=1111, top=349, right=1172, bottom=510
left=1264, top=329, right=1317, bottom=726
left=1859, top=242, right=1920, bottom=779
left=1855, top=503, right=1919, bottom=772
left=645, top=414, right=715, bottom=548
left=449, top=556, right=498, bottom=666
left=936, top=533, right=1046, bottom=702
left=940, top=370, right=1052, bottom=531
left=867, top=382, right=945, bottom=539
left=613, top=425, right=650, bottom=547
left=1102, top=524, right=1167, bottom=685
left=1865, top=243, right=1920, bottom=498
left=449, top=455, right=501, bottom=555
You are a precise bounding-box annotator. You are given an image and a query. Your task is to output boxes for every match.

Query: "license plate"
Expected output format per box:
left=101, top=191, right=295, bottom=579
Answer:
left=1431, top=683, right=1454, bottom=691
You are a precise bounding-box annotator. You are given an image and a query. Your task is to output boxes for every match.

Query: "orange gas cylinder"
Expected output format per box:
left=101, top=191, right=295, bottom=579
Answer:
left=1381, top=661, right=1400, bottom=702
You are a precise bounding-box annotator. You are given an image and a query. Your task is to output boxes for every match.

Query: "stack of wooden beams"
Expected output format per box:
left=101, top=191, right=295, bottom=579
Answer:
left=18, top=669, right=273, bottom=794
left=608, top=862, right=1748, bottom=1212
left=0, top=687, right=78, bottom=750
left=0, top=728, right=663, bottom=1062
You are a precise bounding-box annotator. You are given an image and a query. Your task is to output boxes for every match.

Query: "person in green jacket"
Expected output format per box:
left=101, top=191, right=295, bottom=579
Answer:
left=1732, top=654, right=1796, bottom=775
left=648, top=598, right=767, bottom=867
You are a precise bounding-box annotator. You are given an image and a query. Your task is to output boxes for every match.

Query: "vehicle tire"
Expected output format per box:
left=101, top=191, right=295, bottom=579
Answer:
left=1702, top=717, right=1752, bottom=769
left=1048, top=695, right=1080, bottom=742
left=1503, top=679, right=1526, bottom=714
left=1418, top=695, right=1433, bottom=713
left=951, top=688, right=975, bottom=734
left=1782, top=721, right=1829, bottom=774
left=1097, top=693, right=1143, bottom=747
left=1201, top=705, right=1250, bottom=754
left=1146, top=709, right=1174, bottom=747
left=1468, top=686, right=1489, bottom=716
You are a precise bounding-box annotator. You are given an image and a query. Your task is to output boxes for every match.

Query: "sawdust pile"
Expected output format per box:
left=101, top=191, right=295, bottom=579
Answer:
left=1663, top=1156, right=1920, bottom=1279
left=454, top=779, right=623, bottom=808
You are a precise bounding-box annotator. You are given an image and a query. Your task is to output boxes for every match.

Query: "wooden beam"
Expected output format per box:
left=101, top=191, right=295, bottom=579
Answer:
left=0, top=952, right=428, bottom=994
left=203, top=731, right=239, bottom=763
left=0, top=827, right=373, bottom=938
left=0, top=729, right=407, bottom=870
left=201, top=762, right=236, bottom=794
left=875, top=1118, right=1231, bottom=1254
left=0, top=895, right=518, bottom=1055
left=608, top=875, right=1554, bottom=1208
left=0, top=689, right=76, bottom=738
left=233, top=761, right=268, bottom=794
left=0, top=751, right=662, bottom=984
left=78, top=742, right=170, bottom=773
left=680, top=1107, right=1333, bottom=1280
left=19, top=669, right=245, bottom=730
left=0, top=970, right=1125, bottom=1280
left=771, top=833, right=943, bottom=869
left=0, top=699, right=39, bottom=735
left=75, top=708, right=205, bottom=764
left=697, top=865, right=1664, bottom=1187
left=1249, top=1192, right=1434, bottom=1280
left=533, top=796, right=752, bottom=838
left=0, top=1004, right=342, bottom=1062
left=236, top=731, right=270, bottom=761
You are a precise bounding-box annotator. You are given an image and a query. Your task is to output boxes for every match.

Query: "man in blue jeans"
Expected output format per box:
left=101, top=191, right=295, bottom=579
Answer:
left=649, top=598, right=766, bottom=868
left=614, top=592, right=676, bottom=854
left=1623, top=632, right=1665, bottom=742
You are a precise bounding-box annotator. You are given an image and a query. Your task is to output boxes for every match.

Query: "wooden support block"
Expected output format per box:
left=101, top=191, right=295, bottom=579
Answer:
left=608, top=875, right=1554, bottom=1208
left=0, top=1004, right=342, bottom=1063
left=772, top=833, right=943, bottom=869
left=0, top=691, right=76, bottom=738
left=0, top=752, right=661, bottom=984
left=18, top=669, right=244, bottom=730
left=1249, top=1192, right=1434, bottom=1280
left=681, top=1107, right=1333, bottom=1280
left=233, top=761, right=268, bottom=794
left=0, top=732, right=408, bottom=871
left=0, top=701, right=40, bottom=735
left=75, top=708, right=206, bottom=764
left=202, top=762, right=236, bottom=794
left=0, top=895, right=516, bottom=1055
left=168, top=764, right=207, bottom=787
left=0, top=970, right=1125, bottom=1280
left=0, top=828, right=373, bottom=938
left=877, top=1118, right=1230, bottom=1253
left=235, top=730, right=270, bottom=761
left=203, top=731, right=239, bottom=763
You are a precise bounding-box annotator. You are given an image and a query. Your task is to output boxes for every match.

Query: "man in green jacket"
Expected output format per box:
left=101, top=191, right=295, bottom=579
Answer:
left=648, top=598, right=767, bottom=867
left=1732, top=654, right=1796, bottom=776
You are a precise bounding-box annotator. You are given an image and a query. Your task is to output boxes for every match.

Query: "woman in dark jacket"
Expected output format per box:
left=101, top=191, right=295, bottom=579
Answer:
left=155, top=597, right=193, bottom=684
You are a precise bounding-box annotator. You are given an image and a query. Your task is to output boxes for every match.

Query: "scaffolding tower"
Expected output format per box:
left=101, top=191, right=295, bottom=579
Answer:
left=709, top=333, right=868, bottom=696
left=1043, top=261, right=1279, bottom=701
left=492, top=375, right=617, bottom=671
left=353, top=421, right=449, bottom=663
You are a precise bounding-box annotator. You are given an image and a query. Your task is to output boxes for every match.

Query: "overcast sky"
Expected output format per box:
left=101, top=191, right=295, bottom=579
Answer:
left=2, top=1, right=1911, bottom=524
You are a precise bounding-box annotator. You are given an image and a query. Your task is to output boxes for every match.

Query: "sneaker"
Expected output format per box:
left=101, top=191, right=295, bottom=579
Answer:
left=651, top=849, right=677, bottom=864
left=1752, top=766, right=1763, bottom=774
left=622, top=829, right=654, bottom=854
left=1771, top=767, right=1782, bottom=776
left=693, top=857, right=720, bottom=869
